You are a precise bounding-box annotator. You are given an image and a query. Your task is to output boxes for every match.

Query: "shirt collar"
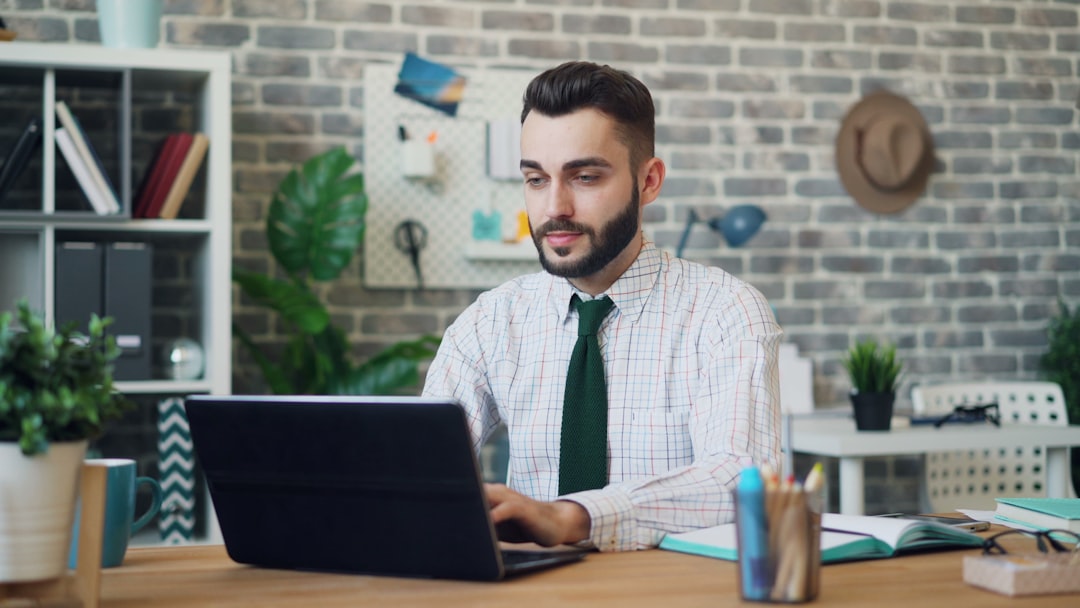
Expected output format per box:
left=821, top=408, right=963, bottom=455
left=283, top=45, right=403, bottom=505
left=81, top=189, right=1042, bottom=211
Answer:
left=547, top=240, right=664, bottom=326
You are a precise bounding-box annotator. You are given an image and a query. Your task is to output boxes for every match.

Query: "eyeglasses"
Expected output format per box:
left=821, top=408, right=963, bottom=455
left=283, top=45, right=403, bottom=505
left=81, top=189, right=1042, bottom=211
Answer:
left=981, top=528, right=1080, bottom=556
left=933, top=402, right=1001, bottom=428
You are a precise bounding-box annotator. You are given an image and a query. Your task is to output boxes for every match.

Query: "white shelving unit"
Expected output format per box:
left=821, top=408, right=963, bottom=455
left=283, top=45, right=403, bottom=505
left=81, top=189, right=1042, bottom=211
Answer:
left=0, top=43, right=232, bottom=544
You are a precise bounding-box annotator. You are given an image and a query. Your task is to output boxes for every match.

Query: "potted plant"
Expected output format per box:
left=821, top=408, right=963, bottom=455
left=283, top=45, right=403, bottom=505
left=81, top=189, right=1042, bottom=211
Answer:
left=0, top=300, right=132, bottom=582
left=842, top=339, right=903, bottom=431
left=233, top=147, right=439, bottom=395
left=1039, top=300, right=1080, bottom=496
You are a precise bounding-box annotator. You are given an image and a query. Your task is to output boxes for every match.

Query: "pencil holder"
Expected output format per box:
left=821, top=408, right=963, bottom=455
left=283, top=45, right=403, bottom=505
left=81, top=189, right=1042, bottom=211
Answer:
left=735, top=486, right=822, bottom=603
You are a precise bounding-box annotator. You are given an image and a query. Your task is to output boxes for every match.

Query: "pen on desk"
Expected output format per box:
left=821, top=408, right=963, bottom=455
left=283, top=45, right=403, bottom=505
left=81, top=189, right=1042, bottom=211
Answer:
left=398, top=125, right=408, bottom=141
left=736, top=466, right=770, bottom=600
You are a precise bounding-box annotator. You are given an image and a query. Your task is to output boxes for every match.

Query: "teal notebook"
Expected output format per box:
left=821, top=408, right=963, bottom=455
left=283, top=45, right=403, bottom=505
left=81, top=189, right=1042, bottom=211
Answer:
left=994, top=498, right=1080, bottom=533
left=659, top=513, right=984, bottom=564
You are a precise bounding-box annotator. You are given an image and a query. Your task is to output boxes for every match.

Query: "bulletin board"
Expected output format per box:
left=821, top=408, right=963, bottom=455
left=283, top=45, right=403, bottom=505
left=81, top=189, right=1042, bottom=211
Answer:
left=363, top=62, right=542, bottom=289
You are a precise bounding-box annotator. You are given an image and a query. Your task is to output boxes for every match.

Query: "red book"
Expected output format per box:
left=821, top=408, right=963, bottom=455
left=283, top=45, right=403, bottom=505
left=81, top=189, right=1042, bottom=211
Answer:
left=134, top=133, right=193, bottom=219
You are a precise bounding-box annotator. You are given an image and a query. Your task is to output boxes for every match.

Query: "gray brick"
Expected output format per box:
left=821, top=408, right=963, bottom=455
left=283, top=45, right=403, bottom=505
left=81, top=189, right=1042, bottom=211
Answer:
left=957, top=305, right=1017, bottom=323
left=1016, top=107, right=1075, bottom=125
left=812, top=100, right=846, bottom=120
left=948, top=55, right=1006, bottom=75
left=892, top=256, right=951, bottom=274
left=344, top=30, right=417, bottom=52
left=822, top=255, right=884, bottom=273
left=1059, top=34, right=1080, bottom=52
left=797, top=229, right=859, bottom=248
left=924, top=29, right=983, bottom=48
left=957, top=5, right=1015, bottom=24
left=999, top=131, right=1057, bottom=150
left=819, top=0, right=880, bottom=18
left=853, top=26, right=917, bottom=46
left=997, top=278, right=1058, bottom=298
left=317, top=57, right=367, bottom=80
left=314, top=1, right=392, bottom=22
left=483, top=10, right=554, bottom=31
left=868, top=229, right=929, bottom=248
left=990, top=32, right=1050, bottom=51
left=1020, top=8, right=1079, bottom=28
left=73, top=18, right=100, bottom=42
left=811, top=49, right=873, bottom=70
left=235, top=0, right=306, bottom=18
left=742, top=228, right=790, bottom=248
left=1015, top=57, right=1073, bottom=77
left=724, top=177, right=786, bottom=197
left=239, top=53, right=311, bottom=77
left=951, top=156, right=1012, bottom=175
left=1065, top=133, right=1080, bottom=150
left=865, top=280, right=924, bottom=299
left=669, top=98, right=735, bottom=119
left=1021, top=203, right=1068, bottom=224
left=1000, top=180, right=1058, bottom=199
left=822, top=306, right=885, bottom=325
left=923, top=330, right=984, bottom=349
left=257, top=26, right=335, bottom=49
left=794, top=280, right=858, bottom=300
left=561, top=14, right=630, bottom=35
left=878, top=52, right=941, bottom=72
left=786, top=332, right=851, bottom=353
left=952, top=204, right=1015, bottom=224
left=743, top=151, right=809, bottom=172
left=232, top=81, right=256, bottom=105
left=233, top=111, right=316, bottom=135
left=1022, top=253, right=1080, bottom=272
left=587, top=41, right=658, bottom=63
left=360, top=313, right=439, bottom=335
left=991, top=329, right=1048, bottom=349
left=933, top=130, right=993, bottom=150
left=774, top=307, right=815, bottom=326
left=931, top=181, right=995, bottom=200
left=1019, top=155, right=1075, bottom=174
left=666, top=45, right=731, bottom=66
left=784, top=22, right=845, bottom=42
left=790, top=75, right=852, bottom=94
left=941, top=81, right=990, bottom=100
left=167, top=22, right=249, bottom=46
left=660, top=177, right=716, bottom=197
left=957, top=255, right=1020, bottom=273
left=428, top=35, right=499, bottom=57
left=959, top=354, right=1018, bottom=374
left=402, top=5, right=475, bottom=28
left=715, top=73, right=777, bottom=92
left=1001, top=230, right=1060, bottom=248
left=750, top=0, right=812, bottom=15
left=677, top=0, right=739, bottom=9
left=642, top=16, right=705, bottom=37
left=791, top=127, right=835, bottom=146
left=262, top=83, right=342, bottom=107
left=932, top=279, right=993, bottom=299
left=951, top=105, right=1010, bottom=125
left=714, top=19, right=777, bottom=39
left=656, top=124, right=712, bottom=144
left=739, top=47, right=803, bottom=68
left=750, top=255, right=814, bottom=274
left=905, top=355, right=953, bottom=376
left=891, top=306, right=950, bottom=324
left=742, top=99, right=804, bottom=119
left=604, top=0, right=667, bottom=8
left=667, top=151, right=737, bottom=171
left=164, top=0, right=225, bottom=15
left=888, top=2, right=949, bottom=22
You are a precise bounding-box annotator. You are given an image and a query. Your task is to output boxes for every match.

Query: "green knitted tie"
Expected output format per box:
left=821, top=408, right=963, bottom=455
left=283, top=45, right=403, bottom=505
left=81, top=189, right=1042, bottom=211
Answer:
left=559, top=294, right=615, bottom=495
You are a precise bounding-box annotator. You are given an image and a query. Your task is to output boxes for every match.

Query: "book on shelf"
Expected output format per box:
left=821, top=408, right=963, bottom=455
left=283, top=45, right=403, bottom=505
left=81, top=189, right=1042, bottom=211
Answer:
left=658, top=513, right=984, bottom=564
left=0, top=116, right=43, bottom=205
left=55, top=100, right=120, bottom=214
left=157, top=132, right=208, bottom=220
left=134, top=132, right=193, bottom=219
left=994, top=498, right=1080, bottom=533
left=56, top=127, right=113, bottom=215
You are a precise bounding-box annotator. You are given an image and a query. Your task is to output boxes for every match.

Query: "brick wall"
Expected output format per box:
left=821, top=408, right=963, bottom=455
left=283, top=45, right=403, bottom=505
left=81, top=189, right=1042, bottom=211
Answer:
left=7, top=0, right=1077, bottom=514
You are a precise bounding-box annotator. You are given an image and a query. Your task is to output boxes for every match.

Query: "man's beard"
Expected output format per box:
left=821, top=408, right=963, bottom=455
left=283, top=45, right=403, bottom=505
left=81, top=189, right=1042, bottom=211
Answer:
left=531, top=185, right=640, bottom=279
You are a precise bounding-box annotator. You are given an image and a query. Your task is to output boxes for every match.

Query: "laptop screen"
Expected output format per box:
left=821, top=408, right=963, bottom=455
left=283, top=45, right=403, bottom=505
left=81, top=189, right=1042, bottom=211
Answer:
left=185, top=395, right=510, bottom=580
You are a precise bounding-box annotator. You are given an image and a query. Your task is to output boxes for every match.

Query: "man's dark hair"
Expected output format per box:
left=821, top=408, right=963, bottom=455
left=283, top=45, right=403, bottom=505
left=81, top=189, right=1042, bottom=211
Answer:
left=521, top=61, right=655, bottom=171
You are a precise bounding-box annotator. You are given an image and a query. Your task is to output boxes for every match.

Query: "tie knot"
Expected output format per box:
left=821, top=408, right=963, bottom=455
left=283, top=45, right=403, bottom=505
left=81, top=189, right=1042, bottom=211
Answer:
left=572, top=295, right=613, bottom=336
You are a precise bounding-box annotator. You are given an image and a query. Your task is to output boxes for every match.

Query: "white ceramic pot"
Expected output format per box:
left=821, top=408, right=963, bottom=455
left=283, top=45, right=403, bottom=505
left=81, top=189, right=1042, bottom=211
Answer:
left=0, top=440, right=88, bottom=582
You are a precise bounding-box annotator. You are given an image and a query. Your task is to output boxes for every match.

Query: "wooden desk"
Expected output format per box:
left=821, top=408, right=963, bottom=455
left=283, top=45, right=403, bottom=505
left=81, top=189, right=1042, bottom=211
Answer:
left=791, top=416, right=1080, bottom=515
left=97, top=540, right=1076, bottom=607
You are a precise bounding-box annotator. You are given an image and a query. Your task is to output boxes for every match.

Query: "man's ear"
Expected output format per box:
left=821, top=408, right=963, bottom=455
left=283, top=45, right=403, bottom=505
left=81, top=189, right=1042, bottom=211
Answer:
left=638, top=157, right=666, bottom=206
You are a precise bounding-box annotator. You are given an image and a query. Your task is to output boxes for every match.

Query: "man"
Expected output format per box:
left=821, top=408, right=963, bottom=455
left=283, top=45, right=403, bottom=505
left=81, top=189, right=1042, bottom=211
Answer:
left=422, top=61, right=781, bottom=552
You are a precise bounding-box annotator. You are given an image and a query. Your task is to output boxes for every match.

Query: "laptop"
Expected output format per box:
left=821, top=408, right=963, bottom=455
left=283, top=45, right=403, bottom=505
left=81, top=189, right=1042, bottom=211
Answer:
left=184, top=395, right=588, bottom=581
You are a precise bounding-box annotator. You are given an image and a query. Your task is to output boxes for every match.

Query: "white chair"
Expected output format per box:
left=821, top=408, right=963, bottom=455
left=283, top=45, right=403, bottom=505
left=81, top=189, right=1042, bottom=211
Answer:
left=910, top=381, right=1076, bottom=512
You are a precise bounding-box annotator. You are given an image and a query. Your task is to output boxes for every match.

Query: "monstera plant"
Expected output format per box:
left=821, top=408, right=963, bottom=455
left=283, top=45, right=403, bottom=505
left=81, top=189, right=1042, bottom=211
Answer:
left=233, top=147, right=439, bottom=395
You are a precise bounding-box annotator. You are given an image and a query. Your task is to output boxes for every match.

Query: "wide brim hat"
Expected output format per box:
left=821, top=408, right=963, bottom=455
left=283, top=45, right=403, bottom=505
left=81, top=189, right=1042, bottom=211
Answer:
left=835, top=90, right=935, bottom=214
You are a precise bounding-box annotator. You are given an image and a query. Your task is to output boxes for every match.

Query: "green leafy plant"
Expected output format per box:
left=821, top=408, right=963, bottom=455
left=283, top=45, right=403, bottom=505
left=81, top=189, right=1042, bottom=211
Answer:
left=842, top=339, right=903, bottom=395
left=0, top=300, right=133, bottom=456
left=1038, top=300, right=1080, bottom=495
left=233, top=147, right=440, bottom=395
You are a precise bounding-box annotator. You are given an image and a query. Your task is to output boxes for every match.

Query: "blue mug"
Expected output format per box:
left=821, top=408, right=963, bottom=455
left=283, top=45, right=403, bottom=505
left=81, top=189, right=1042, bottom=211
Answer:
left=69, top=458, right=163, bottom=568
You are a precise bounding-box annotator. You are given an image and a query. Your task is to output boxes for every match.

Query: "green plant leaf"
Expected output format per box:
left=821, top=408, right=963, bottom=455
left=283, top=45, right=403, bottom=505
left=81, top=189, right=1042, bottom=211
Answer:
left=233, top=268, right=329, bottom=334
left=267, top=147, right=368, bottom=282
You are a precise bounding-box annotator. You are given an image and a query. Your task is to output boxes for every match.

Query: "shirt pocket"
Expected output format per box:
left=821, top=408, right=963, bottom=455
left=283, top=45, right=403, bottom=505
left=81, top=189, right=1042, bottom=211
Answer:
left=625, top=406, right=693, bottom=476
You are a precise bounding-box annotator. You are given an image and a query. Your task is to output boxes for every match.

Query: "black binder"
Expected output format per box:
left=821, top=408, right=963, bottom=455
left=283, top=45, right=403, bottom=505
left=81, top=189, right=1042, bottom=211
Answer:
left=54, top=241, right=104, bottom=333
left=103, top=241, right=153, bottom=380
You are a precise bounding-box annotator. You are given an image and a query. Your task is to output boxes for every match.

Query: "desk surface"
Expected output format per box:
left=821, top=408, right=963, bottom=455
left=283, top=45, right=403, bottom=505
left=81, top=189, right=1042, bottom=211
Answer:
left=791, top=416, right=1080, bottom=457
left=94, top=540, right=1076, bottom=607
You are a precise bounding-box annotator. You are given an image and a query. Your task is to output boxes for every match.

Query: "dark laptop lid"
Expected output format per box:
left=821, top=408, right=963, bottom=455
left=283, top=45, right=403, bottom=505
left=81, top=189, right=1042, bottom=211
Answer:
left=185, top=395, right=557, bottom=581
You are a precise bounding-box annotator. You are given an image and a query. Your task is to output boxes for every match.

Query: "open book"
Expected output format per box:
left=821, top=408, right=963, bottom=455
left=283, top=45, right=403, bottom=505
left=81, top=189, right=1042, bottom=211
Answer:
left=659, top=513, right=984, bottom=564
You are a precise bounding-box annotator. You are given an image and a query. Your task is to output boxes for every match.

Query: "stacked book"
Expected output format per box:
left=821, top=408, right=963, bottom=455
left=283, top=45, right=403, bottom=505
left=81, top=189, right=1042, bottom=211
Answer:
left=55, top=100, right=121, bottom=215
left=133, top=132, right=209, bottom=219
left=994, top=497, right=1080, bottom=532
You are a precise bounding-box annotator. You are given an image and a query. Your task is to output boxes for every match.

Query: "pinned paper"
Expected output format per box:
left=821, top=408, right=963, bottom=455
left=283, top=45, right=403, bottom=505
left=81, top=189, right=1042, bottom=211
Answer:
left=393, top=52, right=466, bottom=117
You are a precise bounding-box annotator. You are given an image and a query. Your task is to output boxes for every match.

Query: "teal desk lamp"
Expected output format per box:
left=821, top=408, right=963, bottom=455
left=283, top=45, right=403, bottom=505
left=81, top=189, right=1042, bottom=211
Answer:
left=674, top=205, right=766, bottom=258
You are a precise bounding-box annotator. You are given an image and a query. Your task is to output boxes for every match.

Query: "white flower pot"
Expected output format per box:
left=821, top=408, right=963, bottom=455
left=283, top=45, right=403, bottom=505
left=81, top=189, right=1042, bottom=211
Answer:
left=0, top=440, right=88, bottom=582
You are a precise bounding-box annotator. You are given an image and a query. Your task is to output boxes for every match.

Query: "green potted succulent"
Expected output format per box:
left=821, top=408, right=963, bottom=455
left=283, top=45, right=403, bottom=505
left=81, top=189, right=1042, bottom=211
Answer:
left=0, top=300, right=132, bottom=582
left=842, top=339, right=903, bottom=431
left=233, top=147, right=439, bottom=395
left=1038, top=300, right=1080, bottom=495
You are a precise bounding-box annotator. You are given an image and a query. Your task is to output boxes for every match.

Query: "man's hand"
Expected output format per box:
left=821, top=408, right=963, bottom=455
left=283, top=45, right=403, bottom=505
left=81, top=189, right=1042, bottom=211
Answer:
left=484, top=483, right=591, bottom=546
